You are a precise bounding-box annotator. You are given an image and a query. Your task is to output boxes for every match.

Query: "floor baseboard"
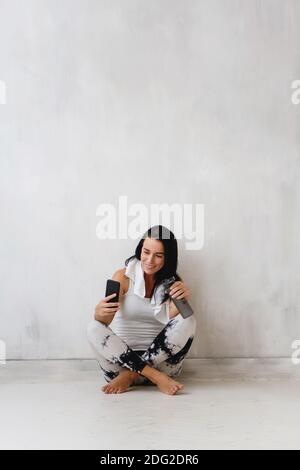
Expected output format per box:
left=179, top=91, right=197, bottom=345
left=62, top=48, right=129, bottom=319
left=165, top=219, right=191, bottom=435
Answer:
left=1, top=358, right=300, bottom=384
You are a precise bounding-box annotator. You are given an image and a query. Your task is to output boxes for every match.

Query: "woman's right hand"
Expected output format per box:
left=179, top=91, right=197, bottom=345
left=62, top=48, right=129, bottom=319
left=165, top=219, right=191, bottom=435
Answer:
left=94, top=293, right=120, bottom=324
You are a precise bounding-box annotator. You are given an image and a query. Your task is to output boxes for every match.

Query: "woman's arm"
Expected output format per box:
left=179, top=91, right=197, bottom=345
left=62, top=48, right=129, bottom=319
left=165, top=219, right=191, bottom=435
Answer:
left=167, top=280, right=191, bottom=319
left=167, top=298, right=180, bottom=319
left=98, top=268, right=126, bottom=326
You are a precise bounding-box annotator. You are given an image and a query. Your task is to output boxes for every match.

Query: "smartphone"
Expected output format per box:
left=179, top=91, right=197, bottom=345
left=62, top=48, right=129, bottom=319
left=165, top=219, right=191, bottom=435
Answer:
left=105, top=279, right=120, bottom=303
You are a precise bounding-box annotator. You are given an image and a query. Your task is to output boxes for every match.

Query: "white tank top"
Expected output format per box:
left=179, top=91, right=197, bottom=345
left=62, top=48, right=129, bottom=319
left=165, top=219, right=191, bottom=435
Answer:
left=109, top=261, right=169, bottom=351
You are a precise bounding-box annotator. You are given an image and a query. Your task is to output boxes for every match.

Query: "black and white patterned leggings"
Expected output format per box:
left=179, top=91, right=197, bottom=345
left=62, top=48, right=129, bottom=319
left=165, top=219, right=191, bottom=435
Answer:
left=86, top=314, right=197, bottom=385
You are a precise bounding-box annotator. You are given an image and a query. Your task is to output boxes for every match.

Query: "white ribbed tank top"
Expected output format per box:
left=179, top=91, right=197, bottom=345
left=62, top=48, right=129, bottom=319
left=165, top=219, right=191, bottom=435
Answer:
left=109, top=276, right=164, bottom=351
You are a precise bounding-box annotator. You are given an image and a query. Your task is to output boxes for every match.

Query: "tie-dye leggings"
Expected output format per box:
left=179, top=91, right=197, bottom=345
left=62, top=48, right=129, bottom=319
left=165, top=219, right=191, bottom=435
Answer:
left=86, top=314, right=197, bottom=385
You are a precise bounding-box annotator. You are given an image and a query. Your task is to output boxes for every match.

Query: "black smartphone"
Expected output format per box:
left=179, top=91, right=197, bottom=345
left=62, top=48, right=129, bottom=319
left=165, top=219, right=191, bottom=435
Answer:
left=105, top=279, right=120, bottom=303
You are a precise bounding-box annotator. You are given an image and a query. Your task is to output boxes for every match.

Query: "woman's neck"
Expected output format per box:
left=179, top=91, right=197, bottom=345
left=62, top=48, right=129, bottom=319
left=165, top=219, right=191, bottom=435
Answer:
left=143, top=272, right=155, bottom=283
left=143, top=272, right=155, bottom=297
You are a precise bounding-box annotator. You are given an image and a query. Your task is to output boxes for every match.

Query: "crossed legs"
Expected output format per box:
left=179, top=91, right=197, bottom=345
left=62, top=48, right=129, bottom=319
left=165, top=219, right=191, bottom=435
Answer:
left=86, top=314, right=196, bottom=395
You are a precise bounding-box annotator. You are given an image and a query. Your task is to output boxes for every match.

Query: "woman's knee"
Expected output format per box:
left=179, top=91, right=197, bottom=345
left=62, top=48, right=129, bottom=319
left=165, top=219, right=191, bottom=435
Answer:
left=173, top=313, right=197, bottom=336
left=166, top=314, right=197, bottom=351
left=185, top=314, right=197, bottom=336
left=86, top=319, right=106, bottom=345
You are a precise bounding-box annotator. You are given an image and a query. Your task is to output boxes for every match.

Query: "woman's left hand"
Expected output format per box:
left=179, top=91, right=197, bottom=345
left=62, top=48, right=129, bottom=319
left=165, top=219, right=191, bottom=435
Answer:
left=169, top=281, right=190, bottom=300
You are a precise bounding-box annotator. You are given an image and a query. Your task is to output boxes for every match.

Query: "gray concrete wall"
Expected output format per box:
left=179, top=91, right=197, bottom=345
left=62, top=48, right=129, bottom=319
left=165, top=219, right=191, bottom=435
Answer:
left=0, top=0, right=299, bottom=359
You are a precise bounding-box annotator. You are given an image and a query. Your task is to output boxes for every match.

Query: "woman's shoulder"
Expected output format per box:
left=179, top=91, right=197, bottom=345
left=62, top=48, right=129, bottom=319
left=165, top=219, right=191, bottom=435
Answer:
left=112, top=267, right=130, bottom=295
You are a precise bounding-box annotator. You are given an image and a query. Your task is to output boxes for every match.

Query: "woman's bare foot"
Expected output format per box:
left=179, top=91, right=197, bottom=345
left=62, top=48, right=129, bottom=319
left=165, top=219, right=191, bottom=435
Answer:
left=140, top=366, right=184, bottom=395
left=153, top=372, right=184, bottom=395
left=101, top=370, right=138, bottom=394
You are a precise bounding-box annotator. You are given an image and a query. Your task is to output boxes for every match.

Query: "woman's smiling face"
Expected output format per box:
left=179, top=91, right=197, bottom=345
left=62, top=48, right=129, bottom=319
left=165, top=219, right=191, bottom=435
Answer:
left=140, top=237, right=165, bottom=275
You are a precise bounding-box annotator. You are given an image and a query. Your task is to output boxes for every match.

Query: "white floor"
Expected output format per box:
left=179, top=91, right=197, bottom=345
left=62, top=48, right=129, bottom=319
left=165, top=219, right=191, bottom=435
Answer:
left=1, top=359, right=300, bottom=450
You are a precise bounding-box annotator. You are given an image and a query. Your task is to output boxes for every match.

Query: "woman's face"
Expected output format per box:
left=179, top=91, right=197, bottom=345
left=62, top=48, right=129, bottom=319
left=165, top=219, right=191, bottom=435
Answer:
left=140, top=237, right=165, bottom=276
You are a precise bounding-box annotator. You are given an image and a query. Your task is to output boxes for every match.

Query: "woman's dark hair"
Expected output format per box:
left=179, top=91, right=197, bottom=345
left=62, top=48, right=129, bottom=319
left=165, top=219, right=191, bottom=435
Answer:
left=125, top=225, right=182, bottom=304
